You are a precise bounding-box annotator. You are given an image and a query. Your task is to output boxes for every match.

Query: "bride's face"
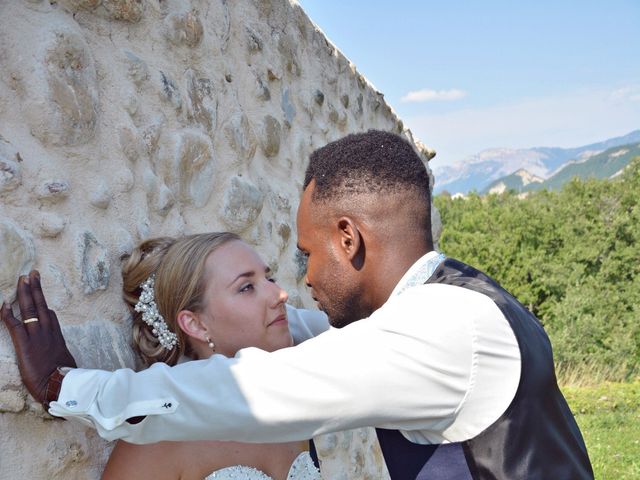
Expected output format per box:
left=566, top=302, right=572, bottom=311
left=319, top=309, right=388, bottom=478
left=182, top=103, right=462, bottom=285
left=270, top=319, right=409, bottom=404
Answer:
left=198, top=240, right=293, bottom=357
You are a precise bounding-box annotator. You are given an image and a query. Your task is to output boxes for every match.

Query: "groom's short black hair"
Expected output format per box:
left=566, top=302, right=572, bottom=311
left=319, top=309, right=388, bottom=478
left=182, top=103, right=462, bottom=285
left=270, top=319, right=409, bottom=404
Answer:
left=303, top=129, right=431, bottom=203
left=303, top=129, right=432, bottom=244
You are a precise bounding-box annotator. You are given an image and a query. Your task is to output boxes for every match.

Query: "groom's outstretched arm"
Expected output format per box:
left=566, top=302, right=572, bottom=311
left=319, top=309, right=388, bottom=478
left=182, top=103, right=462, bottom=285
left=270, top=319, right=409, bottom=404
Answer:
left=51, top=293, right=481, bottom=445
left=3, top=271, right=482, bottom=445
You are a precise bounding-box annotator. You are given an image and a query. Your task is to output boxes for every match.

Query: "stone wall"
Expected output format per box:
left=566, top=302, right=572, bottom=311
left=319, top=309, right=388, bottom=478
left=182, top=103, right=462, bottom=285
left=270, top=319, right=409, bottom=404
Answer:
left=0, top=1, right=437, bottom=478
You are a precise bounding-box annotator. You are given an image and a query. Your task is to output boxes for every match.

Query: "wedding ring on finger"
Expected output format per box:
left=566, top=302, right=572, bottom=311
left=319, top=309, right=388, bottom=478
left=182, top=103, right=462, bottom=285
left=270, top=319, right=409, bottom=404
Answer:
left=23, top=317, right=39, bottom=324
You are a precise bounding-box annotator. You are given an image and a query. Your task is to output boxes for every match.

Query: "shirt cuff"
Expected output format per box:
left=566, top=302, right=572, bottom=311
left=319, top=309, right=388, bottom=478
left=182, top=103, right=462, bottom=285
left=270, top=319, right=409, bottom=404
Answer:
left=48, top=367, right=180, bottom=441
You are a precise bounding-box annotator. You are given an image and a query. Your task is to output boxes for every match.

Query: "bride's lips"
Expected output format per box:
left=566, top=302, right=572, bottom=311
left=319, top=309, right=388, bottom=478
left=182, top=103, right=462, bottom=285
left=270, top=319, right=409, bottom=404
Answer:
left=268, top=313, right=288, bottom=327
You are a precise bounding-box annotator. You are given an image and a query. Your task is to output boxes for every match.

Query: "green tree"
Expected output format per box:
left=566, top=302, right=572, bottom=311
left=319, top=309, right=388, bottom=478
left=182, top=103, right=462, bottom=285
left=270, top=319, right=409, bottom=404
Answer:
left=434, top=158, right=640, bottom=381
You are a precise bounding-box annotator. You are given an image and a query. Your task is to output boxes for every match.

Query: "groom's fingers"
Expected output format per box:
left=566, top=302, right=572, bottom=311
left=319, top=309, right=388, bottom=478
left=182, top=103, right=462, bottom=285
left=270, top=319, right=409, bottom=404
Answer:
left=1, top=302, right=23, bottom=330
left=17, top=275, right=39, bottom=333
left=29, top=271, right=51, bottom=330
left=1, top=302, right=28, bottom=344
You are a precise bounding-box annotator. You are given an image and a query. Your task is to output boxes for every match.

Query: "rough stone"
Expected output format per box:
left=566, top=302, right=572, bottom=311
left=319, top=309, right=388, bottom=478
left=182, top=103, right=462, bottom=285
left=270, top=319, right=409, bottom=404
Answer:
left=415, top=139, right=437, bottom=161
left=260, top=115, right=281, bottom=158
left=140, top=121, right=163, bottom=155
left=0, top=139, right=22, bottom=194
left=286, top=289, right=303, bottom=309
left=37, top=212, right=66, bottom=238
left=0, top=355, right=26, bottom=413
left=277, top=33, right=300, bottom=76
left=184, top=69, right=217, bottom=132
left=277, top=222, right=290, bottom=249
left=36, top=180, right=70, bottom=202
left=45, top=264, right=74, bottom=309
left=356, top=93, right=364, bottom=116
left=118, top=125, right=145, bottom=162
left=123, top=94, right=139, bottom=116
left=102, top=0, right=143, bottom=23
left=89, top=180, right=111, bottom=209
left=314, top=428, right=390, bottom=479
left=340, top=94, right=349, bottom=109
left=281, top=88, right=296, bottom=127
left=112, top=227, right=135, bottom=259
left=143, top=169, right=175, bottom=216
left=224, top=112, right=257, bottom=161
left=328, top=103, right=347, bottom=127
left=246, top=26, right=263, bottom=52
left=210, top=0, right=231, bottom=50
left=136, top=216, right=151, bottom=241
left=123, top=51, right=149, bottom=86
left=44, top=438, right=90, bottom=478
left=63, top=319, right=137, bottom=370
left=0, top=219, right=35, bottom=305
left=270, top=192, right=291, bottom=213
left=78, top=230, right=110, bottom=294
left=314, top=89, right=325, bottom=106
left=157, top=129, right=215, bottom=208
left=29, top=28, right=98, bottom=146
left=158, top=71, right=182, bottom=110
left=294, top=247, right=307, bottom=282
left=164, top=11, right=204, bottom=48
left=221, top=176, right=264, bottom=231
left=255, top=75, right=271, bottom=101
left=266, top=66, right=282, bottom=81
left=113, top=167, right=135, bottom=193
left=57, top=0, right=101, bottom=14
left=357, top=73, right=367, bottom=90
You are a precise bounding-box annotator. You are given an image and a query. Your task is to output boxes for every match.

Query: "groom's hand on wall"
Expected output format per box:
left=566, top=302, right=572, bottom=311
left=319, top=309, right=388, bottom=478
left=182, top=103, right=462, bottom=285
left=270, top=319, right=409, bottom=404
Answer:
left=1, top=271, right=77, bottom=411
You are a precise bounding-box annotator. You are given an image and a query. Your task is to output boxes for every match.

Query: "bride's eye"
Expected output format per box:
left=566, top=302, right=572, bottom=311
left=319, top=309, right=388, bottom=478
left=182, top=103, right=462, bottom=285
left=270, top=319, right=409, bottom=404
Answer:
left=239, top=283, right=254, bottom=293
left=267, top=277, right=277, bottom=284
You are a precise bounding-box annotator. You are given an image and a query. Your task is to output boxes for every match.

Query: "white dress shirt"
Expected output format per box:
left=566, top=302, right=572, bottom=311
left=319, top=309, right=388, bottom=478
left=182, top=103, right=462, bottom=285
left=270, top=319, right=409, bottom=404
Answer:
left=50, top=251, right=520, bottom=446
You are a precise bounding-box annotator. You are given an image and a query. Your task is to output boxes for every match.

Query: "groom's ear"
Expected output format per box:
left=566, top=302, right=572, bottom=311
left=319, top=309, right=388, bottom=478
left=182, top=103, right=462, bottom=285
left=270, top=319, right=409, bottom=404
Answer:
left=336, top=216, right=362, bottom=263
left=176, top=310, right=207, bottom=342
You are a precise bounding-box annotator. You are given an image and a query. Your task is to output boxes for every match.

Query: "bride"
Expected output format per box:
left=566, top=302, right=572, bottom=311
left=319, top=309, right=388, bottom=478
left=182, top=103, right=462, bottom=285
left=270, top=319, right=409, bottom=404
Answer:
left=101, top=232, right=327, bottom=480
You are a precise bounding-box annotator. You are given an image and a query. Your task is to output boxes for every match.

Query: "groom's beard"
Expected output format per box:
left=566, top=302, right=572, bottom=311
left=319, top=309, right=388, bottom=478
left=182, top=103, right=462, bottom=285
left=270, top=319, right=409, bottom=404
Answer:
left=324, top=292, right=370, bottom=329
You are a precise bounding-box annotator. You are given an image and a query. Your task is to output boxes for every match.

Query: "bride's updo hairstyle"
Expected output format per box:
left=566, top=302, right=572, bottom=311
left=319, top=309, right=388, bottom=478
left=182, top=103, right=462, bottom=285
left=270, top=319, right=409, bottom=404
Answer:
left=121, top=232, right=241, bottom=366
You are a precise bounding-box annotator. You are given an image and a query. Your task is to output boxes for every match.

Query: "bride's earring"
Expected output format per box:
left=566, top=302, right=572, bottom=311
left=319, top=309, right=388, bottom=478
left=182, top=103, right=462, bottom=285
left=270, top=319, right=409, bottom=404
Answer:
left=205, top=335, right=215, bottom=352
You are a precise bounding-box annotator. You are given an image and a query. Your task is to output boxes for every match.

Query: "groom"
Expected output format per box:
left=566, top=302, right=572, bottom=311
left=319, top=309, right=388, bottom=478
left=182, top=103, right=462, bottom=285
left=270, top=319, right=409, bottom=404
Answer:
left=3, top=130, right=592, bottom=479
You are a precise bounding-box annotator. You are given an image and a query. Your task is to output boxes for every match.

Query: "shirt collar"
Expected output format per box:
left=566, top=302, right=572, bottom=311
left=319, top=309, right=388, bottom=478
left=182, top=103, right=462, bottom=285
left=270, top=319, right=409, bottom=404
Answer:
left=390, top=250, right=447, bottom=297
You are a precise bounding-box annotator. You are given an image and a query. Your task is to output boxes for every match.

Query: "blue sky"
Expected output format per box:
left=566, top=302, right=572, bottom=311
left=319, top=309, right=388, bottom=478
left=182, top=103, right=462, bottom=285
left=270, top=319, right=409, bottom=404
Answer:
left=298, top=1, right=640, bottom=168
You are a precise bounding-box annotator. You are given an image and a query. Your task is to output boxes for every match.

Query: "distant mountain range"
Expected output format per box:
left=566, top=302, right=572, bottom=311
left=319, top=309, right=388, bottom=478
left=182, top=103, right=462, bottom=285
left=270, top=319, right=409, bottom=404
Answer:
left=433, top=130, right=640, bottom=195
left=483, top=142, right=640, bottom=194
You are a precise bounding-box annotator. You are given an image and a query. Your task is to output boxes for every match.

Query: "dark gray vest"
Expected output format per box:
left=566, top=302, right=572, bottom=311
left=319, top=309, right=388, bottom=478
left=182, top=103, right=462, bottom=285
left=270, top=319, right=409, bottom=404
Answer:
left=376, top=258, right=593, bottom=479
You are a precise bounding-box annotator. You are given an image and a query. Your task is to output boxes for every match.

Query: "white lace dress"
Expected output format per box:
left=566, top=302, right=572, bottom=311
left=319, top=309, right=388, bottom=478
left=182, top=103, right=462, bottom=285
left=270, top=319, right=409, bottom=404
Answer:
left=205, top=451, right=321, bottom=480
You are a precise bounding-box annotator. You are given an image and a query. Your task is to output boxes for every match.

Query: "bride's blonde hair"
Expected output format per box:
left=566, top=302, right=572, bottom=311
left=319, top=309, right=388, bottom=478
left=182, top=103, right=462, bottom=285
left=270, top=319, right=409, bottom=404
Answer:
left=121, top=232, right=241, bottom=366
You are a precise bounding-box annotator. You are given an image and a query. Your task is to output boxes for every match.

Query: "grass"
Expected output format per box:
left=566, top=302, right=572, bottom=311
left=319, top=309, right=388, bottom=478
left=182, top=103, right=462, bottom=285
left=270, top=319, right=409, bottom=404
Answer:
left=562, top=381, right=640, bottom=479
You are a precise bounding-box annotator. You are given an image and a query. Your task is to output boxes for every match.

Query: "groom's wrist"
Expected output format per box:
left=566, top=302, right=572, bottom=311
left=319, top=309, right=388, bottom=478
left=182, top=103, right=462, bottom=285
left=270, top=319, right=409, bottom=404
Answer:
left=43, top=367, right=66, bottom=412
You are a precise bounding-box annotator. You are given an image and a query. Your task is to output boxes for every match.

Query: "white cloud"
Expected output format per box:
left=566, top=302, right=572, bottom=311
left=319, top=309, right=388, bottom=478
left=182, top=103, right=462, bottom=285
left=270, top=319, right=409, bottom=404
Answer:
left=400, top=88, right=467, bottom=103
left=611, top=86, right=640, bottom=102
left=402, top=86, right=640, bottom=168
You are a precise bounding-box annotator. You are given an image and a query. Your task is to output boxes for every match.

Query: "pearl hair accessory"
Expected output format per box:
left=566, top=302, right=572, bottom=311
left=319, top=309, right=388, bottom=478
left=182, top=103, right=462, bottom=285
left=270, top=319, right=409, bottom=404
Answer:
left=134, top=274, right=179, bottom=350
